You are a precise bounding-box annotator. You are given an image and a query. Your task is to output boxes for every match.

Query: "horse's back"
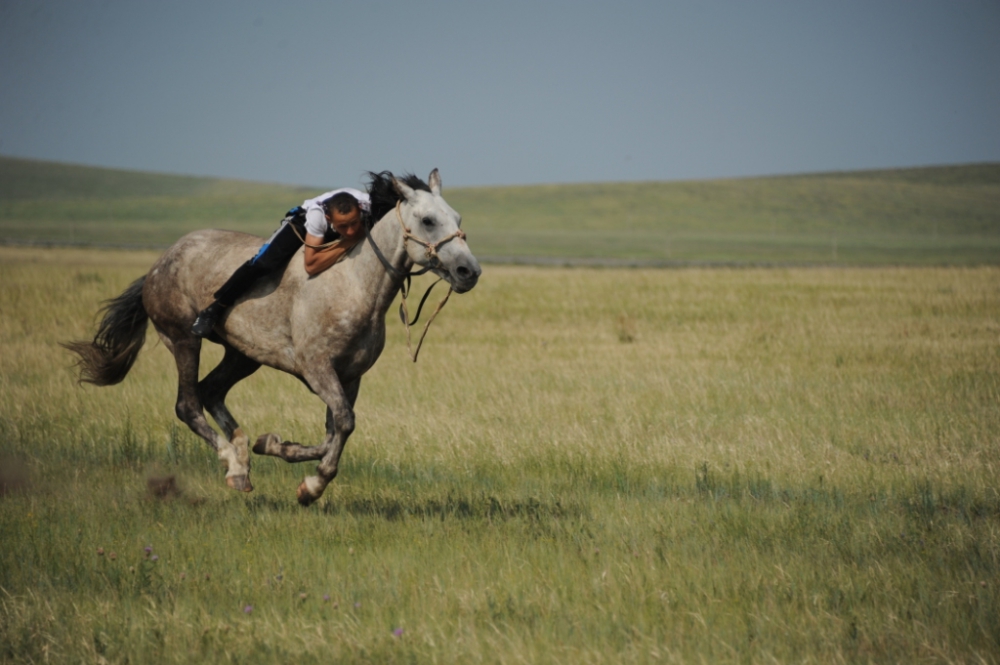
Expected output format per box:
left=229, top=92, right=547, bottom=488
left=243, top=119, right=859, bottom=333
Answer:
left=157, top=228, right=264, bottom=268
left=143, top=229, right=268, bottom=330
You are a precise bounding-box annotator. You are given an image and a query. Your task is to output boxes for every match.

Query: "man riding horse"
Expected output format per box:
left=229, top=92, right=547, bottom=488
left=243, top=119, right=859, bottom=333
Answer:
left=191, top=187, right=371, bottom=337
left=65, top=169, right=481, bottom=504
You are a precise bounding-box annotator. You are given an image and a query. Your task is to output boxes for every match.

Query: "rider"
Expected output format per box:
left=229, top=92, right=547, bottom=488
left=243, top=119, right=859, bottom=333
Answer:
left=191, top=187, right=371, bottom=337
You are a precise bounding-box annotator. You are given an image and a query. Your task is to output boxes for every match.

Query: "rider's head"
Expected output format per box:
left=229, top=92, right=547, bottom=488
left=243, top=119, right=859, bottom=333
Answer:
left=323, top=193, right=364, bottom=240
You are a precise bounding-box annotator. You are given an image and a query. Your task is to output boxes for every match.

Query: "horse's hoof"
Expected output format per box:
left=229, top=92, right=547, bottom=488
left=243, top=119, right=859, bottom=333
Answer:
left=253, top=433, right=281, bottom=456
left=296, top=481, right=317, bottom=507
left=226, top=475, right=253, bottom=493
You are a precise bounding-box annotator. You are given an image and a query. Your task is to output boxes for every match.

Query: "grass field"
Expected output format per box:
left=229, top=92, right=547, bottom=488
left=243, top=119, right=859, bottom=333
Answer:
left=2, top=245, right=999, bottom=663
left=3, top=156, right=999, bottom=265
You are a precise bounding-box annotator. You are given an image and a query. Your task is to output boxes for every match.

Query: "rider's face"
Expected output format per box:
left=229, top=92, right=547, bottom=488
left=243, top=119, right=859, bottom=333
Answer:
left=328, top=208, right=362, bottom=240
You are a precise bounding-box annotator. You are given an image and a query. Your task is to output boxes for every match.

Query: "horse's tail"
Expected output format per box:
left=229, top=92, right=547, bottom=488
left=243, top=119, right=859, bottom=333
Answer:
left=63, top=276, right=150, bottom=386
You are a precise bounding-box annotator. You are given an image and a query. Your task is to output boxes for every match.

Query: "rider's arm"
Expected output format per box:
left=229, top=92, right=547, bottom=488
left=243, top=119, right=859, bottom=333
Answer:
left=301, top=203, right=365, bottom=276
left=302, top=207, right=341, bottom=276
left=303, top=235, right=349, bottom=276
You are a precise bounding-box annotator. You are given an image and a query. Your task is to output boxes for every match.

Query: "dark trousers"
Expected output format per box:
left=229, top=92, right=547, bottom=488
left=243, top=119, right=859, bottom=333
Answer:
left=213, top=216, right=306, bottom=306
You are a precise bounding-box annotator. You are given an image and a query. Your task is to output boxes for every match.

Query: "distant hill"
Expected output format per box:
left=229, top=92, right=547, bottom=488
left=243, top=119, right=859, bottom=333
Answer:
left=0, top=155, right=234, bottom=200
left=0, top=156, right=312, bottom=247
left=2, top=155, right=998, bottom=265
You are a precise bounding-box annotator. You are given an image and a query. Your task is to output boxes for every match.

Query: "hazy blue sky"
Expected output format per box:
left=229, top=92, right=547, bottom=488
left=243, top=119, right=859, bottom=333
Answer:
left=1, top=1, right=998, bottom=188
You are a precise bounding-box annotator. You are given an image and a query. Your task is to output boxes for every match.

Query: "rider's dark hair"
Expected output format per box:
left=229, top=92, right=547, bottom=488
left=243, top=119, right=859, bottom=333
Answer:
left=322, top=192, right=360, bottom=215
left=366, top=171, right=430, bottom=224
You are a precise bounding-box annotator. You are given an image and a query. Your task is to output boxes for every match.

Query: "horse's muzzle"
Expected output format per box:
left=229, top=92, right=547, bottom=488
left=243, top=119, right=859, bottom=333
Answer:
left=448, top=256, right=482, bottom=293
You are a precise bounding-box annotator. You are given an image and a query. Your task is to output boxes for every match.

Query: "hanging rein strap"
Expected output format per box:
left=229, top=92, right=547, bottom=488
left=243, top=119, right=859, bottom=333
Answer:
left=363, top=201, right=466, bottom=362
left=398, top=278, right=453, bottom=363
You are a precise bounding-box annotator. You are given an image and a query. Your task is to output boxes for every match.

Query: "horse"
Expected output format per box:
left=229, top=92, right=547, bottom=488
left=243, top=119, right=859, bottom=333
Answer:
left=64, top=170, right=481, bottom=505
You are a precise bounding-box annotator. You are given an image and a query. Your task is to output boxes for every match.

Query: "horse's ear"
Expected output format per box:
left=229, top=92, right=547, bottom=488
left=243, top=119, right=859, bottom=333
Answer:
left=428, top=168, right=441, bottom=196
left=392, top=177, right=416, bottom=201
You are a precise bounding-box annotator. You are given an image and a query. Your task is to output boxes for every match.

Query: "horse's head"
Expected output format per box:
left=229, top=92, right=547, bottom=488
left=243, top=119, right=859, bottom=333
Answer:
left=392, top=169, right=481, bottom=294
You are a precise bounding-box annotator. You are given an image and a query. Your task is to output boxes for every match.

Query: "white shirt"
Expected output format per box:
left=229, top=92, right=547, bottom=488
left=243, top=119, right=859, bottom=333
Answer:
left=301, top=188, right=371, bottom=237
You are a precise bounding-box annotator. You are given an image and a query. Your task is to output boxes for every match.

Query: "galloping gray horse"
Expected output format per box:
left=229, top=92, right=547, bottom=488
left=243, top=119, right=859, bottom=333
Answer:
left=65, top=170, right=480, bottom=505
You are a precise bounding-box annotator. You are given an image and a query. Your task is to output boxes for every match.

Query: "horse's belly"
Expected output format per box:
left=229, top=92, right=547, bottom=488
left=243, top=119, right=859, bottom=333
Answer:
left=221, top=308, right=297, bottom=371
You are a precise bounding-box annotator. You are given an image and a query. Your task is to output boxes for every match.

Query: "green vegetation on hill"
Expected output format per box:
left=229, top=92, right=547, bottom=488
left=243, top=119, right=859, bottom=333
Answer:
left=1, top=155, right=228, bottom=200
left=0, top=156, right=312, bottom=246
left=2, top=155, right=998, bottom=264
left=445, top=164, right=1000, bottom=265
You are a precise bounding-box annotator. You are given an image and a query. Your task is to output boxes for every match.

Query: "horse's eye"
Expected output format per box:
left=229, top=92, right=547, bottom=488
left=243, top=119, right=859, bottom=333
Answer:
left=421, top=217, right=434, bottom=228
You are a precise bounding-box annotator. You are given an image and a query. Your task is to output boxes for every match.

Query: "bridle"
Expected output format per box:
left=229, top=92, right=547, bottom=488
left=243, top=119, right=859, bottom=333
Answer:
left=364, top=202, right=466, bottom=277
left=363, top=201, right=467, bottom=362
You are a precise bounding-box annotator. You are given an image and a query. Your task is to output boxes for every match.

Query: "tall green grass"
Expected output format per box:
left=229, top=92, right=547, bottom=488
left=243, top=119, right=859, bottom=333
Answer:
left=3, top=156, right=999, bottom=264
left=2, top=246, right=999, bottom=663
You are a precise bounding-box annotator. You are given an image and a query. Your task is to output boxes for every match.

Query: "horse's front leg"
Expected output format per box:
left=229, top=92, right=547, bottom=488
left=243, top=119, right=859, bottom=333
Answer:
left=295, top=376, right=360, bottom=506
left=252, top=368, right=361, bottom=505
left=252, top=413, right=333, bottom=463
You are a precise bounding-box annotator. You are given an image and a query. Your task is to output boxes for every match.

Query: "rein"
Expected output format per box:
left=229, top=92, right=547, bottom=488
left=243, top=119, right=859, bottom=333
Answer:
left=289, top=222, right=354, bottom=251
left=363, top=201, right=466, bottom=362
left=289, top=224, right=329, bottom=249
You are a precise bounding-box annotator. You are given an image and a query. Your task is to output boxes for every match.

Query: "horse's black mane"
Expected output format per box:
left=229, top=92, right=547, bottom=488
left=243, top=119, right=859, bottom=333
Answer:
left=366, top=171, right=431, bottom=225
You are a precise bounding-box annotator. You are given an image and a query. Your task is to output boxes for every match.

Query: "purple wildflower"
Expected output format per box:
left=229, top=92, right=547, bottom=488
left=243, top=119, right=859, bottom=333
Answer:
left=243, top=605, right=253, bottom=614
left=144, top=545, right=153, bottom=557
left=323, top=594, right=330, bottom=602
left=393, top=628, right=404, bottom=638
left=151, top=554, right=159, bottom=562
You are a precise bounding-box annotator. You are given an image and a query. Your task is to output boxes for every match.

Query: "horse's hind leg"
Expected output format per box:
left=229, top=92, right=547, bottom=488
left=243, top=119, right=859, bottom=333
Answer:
left=198, top=344, right=261, bottom=491
left=163, top=334, right=252, bottom=491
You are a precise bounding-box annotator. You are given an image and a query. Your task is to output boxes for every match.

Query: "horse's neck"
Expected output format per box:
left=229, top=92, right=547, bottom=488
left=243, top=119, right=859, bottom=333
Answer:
left=352, top=210, right=412, bottom=316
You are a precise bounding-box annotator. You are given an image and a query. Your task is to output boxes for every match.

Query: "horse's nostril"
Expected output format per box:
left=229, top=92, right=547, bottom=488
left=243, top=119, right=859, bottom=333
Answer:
left=456, top=266, right=471, bottom=278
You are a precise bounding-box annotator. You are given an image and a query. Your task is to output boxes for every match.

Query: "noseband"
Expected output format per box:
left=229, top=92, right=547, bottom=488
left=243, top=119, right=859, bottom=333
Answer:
left=362, top=201, right=466, bottom=362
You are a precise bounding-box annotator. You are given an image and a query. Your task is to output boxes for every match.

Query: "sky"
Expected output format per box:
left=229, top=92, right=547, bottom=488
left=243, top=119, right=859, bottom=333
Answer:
left=1, top=1, right=998, bottom=189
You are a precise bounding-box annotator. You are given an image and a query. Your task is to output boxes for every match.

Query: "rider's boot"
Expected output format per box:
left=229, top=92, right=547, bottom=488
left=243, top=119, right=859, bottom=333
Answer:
left=191, top=301, right=227, bottom=337
left=192, top=259, right=268, bottom=337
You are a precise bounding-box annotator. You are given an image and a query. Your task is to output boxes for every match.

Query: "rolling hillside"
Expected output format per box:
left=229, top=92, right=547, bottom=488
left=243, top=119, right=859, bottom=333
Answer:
left=2, top=156, right=998, bottom=264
